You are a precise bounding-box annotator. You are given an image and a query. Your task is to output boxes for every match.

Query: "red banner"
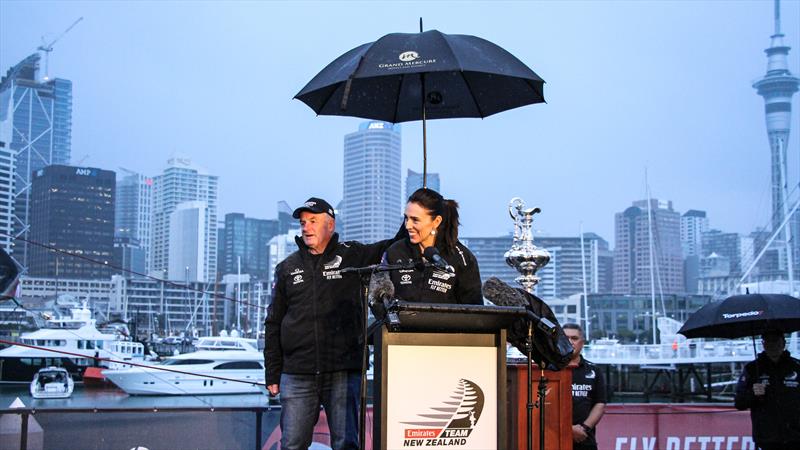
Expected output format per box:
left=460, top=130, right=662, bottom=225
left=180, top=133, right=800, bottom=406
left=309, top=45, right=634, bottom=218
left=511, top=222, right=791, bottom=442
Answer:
left=598, top=404, right=755, bottom=450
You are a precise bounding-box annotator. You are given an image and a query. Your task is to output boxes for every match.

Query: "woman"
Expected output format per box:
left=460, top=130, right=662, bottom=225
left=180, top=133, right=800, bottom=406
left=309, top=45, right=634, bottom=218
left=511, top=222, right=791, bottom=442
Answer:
left=380, top=188, right=483, bottom=304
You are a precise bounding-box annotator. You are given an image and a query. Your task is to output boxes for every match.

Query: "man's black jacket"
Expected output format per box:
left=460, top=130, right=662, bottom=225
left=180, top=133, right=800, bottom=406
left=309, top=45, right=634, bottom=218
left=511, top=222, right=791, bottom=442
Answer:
left=734, top=350, right=800, bottom=445
left=382, top=239, right=483, bottom=304
left=264, top=233, right=394, bottom=385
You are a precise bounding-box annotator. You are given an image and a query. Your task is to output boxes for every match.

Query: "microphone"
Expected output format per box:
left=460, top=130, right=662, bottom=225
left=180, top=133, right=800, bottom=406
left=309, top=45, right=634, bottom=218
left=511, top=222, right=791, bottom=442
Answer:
left=422, top=247, right=455, bottom=274
left=483, top=277, right=556, bottom=336
left=368, top=272, right=395, bottom=320
left=482, top=276, right=529, bottom=307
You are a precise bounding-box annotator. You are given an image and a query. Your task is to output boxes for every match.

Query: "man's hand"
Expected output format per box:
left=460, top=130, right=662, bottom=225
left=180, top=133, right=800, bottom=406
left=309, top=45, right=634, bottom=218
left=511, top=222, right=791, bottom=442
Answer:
left=752, top=383, right=766, bottom=396
left=268, top=384, right=280, bottom=396
left=572, top=424, right=588, bottom=443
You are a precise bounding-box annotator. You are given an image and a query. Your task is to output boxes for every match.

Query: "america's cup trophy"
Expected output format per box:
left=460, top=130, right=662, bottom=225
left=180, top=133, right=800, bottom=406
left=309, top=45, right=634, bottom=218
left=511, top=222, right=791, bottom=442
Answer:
left=504, top=197, right=551, bottom=293
left=505, top=197, right=553, bottom=450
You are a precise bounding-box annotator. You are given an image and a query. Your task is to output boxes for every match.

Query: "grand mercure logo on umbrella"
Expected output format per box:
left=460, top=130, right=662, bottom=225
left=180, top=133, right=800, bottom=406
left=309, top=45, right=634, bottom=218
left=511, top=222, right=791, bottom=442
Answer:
left=399, top=51, right=419, bottom=62
left=400, top=378, right=485, bottom=447
left=378, top=51, right=437, bottom=70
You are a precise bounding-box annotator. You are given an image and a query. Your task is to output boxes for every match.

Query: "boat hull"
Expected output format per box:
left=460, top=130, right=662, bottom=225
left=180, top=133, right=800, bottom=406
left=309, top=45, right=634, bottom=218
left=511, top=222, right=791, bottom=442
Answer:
left=104, top=368, right=264, bottom=395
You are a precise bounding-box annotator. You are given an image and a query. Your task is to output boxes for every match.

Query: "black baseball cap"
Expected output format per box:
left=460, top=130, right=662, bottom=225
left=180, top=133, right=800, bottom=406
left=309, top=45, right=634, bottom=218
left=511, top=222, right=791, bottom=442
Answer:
left=292, top=197, right=335, bottom=219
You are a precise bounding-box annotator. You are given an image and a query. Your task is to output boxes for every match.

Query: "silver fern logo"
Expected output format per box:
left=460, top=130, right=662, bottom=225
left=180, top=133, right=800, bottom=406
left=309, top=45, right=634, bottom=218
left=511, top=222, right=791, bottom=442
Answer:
left=400, top=379, right=485, bottom=446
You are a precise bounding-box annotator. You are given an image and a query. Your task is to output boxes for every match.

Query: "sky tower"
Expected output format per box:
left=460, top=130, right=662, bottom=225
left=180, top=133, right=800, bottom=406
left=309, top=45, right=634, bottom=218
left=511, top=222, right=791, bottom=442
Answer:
left=753, top=0, right=799, bottom=233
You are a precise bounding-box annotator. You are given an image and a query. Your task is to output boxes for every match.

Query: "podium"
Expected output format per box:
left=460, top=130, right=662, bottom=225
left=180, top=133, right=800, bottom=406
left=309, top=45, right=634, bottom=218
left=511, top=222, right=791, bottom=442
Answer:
left=506, top=364, right=573, bottom=450
left=372, top=302, right=526, bottom=450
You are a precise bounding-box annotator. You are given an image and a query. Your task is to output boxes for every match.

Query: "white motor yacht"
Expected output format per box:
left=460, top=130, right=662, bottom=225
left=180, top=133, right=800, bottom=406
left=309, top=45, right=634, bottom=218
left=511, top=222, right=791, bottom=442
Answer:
left=0, top=302, right=144, bottom=382
left=30, top=366, right=74, bottom=399
left=103, top=333, right=265, bottom=395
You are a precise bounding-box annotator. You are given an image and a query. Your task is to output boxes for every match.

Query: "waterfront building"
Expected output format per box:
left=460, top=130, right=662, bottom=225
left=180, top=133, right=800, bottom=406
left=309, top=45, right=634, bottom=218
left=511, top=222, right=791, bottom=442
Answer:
left=406, top=169, right=440, bottom=199
left=151, top=156, right=218, bottom=282
left=115, top=170, right=153, bottom=272
left=341, top=121, right=402, bottom=242
left=461, top=233, right=612, bottom=298
left=219, top=213, right=279, bottom=280
left=0, top=54, right=72, bottom=267
left=28, top=165, right=115, bottom=279
left=613, top=199, right=684, bottom=295
left=587, top=293, right=712, bottom=343
left=20, top=276, right=112, bottom=309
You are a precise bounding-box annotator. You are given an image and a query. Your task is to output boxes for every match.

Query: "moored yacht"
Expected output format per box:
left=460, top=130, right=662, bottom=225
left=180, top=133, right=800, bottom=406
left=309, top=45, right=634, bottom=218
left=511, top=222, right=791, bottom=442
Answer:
left=103, top=333, right=265, bottom=395
left=30, top=366, right=74, bottom=399
left=0, top=302, right=142, bottom=382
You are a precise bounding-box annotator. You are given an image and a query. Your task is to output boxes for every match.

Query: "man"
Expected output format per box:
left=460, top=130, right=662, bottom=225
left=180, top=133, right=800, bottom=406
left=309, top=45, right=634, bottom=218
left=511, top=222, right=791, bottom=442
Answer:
left=265, top=197, right=401, bottom=450
left=563, top=323, right=607, bottom=450
left=734, top=330, right=800, bottom=450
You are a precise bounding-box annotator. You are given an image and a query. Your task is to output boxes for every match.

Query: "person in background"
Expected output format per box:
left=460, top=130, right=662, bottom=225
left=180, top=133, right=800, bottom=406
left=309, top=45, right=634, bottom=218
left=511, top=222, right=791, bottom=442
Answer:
left=265, top=197, right=403, bottom=450
left=735, top=330, right=800, bottom=450
left=563, top=323, right=607, bottom=450
left=380, top=188, right=482, bottom=304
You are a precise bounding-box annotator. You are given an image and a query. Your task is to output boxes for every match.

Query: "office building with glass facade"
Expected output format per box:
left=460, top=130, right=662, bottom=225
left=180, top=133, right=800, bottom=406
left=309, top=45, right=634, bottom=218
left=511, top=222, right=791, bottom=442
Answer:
left=0, top=54, right=72, bottom=267
left=28, top=165, right=115, bottom=279
left=341, top=121, right=402, bottom=242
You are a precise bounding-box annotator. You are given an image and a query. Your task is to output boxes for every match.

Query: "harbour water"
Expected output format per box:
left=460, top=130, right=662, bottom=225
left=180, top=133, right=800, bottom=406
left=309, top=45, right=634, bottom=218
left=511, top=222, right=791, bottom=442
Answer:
left=0, top=384, right=280, bottom=450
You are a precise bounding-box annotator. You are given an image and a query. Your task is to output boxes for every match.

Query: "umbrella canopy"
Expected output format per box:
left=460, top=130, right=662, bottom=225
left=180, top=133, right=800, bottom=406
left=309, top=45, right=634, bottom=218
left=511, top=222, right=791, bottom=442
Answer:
left=678, top=293, right=800, bottom=339
left=295, top=29, right=546, bottom=185
left=295, top=29, right=545, bottom=122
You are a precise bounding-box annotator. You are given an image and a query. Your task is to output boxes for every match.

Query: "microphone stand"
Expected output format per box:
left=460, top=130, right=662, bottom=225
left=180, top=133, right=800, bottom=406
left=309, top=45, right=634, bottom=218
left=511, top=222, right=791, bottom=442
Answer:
left=522, top=310, right=556, bottom=450
left=340, top=261, right=420, bottom=450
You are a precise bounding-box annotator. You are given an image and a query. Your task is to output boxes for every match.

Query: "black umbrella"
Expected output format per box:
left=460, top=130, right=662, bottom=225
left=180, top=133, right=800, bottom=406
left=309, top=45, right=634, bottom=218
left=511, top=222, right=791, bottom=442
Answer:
left=0, top=247, right=21, bottom=301
left=678, top=293, right=800, bottom=339
left=295, top=27, right=546, bottom=186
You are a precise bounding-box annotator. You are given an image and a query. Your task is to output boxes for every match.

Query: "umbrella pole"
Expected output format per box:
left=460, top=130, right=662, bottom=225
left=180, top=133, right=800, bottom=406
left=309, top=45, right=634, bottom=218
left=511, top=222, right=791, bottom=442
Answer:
left=421, top=73, right=427, bottom=188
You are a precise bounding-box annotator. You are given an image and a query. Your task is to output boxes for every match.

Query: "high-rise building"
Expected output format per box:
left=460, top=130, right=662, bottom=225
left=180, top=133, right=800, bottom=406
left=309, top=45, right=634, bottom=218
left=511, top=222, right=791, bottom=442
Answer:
left=406, top=169, right=440, bottom=199
left=267, top=229, right=300, bottom=293
left=701, top=230, right=755, bottom=276
left=151, top=156, right=218, bottom=282
left=613, top=199, right=684, bottom=295
left=680, top=210, right=708, bottom=258
left=168, top=201, right=208, bottom=282
left=0, top=54, right=72, bottom=267
left=115, top=170, right=153, bottom=272
left=461, top=232, right=612, bottom=298
left=113, top=236, right=146, bottom=276
left=681, top=210, right=709, bottom=294
left=28, top=165, right=114, bottom=279
left=220, top=213, right=279, bottom=280
left=341, top=121, right=402, bottom=242
left=277, top=201, right=294, bottom=234
left=0, top=118, right=14, bottom=253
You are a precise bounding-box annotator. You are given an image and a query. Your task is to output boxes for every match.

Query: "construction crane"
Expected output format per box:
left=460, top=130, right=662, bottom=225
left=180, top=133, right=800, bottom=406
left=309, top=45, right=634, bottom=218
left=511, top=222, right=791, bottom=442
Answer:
left=37, top=17, right=83, bottom=81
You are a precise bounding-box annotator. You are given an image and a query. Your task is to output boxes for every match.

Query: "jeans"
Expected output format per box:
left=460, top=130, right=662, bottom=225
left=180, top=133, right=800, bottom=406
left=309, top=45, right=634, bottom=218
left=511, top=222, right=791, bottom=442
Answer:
left=279, top=370, right=361, bottom=450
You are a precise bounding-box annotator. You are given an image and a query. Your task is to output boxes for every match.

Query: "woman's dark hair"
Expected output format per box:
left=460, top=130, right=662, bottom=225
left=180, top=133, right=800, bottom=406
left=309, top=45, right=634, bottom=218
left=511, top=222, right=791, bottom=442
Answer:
left=407, top=188, right=460, bottom=254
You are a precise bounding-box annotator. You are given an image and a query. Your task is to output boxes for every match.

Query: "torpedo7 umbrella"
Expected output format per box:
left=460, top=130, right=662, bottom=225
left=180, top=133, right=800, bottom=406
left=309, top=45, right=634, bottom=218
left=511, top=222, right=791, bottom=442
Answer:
left=678, top=293, right=800, bottom=339
left=294, top=28, right=546, bottom=186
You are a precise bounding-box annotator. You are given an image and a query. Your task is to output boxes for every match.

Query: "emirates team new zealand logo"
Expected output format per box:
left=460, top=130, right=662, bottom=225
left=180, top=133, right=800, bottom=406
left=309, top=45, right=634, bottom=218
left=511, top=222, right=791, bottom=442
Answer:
left=401, top=379, right=485, bottom=446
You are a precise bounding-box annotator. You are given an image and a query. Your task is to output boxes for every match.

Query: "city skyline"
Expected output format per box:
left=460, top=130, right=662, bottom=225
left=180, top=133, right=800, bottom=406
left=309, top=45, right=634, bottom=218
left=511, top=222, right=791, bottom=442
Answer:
left=1, top=1, right=799, bottom=247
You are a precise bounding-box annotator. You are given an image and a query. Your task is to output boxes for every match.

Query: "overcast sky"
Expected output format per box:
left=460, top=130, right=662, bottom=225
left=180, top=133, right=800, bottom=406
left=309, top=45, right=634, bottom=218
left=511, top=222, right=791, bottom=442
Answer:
left=1, top=0, right=799, bottom=246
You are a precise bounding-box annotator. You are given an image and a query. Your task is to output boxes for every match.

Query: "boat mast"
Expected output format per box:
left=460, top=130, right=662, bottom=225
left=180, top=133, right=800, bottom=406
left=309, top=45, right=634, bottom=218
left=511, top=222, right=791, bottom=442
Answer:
left=579, top=222, right=590, bottom=339
left=646, top=170, right=658, bottom=344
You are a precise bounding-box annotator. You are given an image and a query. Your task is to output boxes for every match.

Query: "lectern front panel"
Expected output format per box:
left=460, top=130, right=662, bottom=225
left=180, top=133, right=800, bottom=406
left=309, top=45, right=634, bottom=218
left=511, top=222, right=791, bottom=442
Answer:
left=376, top=330, right=506, bottom=450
